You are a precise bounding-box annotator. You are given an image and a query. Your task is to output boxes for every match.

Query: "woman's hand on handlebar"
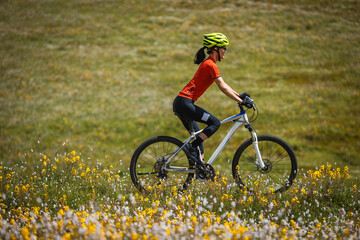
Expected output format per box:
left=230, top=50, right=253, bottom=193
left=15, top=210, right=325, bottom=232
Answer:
left=239, top=92, right=250, bottom=100
left=238, top=93, right=254, bottom=108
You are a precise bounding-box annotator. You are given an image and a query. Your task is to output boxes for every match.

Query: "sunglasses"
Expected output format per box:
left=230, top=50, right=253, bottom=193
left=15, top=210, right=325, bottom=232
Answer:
left=220, top=46, right=227, bottom=52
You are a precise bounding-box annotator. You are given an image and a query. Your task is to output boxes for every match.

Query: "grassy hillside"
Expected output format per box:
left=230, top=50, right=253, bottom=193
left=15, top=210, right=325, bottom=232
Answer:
left=1, top=0, right=359, bottom=177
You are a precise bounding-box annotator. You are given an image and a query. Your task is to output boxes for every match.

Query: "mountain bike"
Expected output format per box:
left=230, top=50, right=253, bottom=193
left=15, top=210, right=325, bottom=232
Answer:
left=130, top=96, right=298, bottom=193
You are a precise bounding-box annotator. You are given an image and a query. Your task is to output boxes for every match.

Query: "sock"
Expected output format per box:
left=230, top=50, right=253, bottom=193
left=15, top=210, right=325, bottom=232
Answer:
left=191, top=137, right=204, bottom=149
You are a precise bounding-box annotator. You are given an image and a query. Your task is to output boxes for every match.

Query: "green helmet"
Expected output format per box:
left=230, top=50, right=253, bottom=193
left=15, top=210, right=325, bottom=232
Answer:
left=202, top=33, right=229, bottom=48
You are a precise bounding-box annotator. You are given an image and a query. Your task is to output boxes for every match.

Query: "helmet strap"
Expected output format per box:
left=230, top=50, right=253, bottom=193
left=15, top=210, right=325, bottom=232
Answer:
left=215, top=47, right=221, bottom=62
left=207, top=46, right=221, bottom=62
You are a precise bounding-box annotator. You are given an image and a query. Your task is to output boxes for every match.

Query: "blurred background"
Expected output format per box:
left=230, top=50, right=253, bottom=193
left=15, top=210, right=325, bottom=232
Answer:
left=0, top=0, right=359, bottom=177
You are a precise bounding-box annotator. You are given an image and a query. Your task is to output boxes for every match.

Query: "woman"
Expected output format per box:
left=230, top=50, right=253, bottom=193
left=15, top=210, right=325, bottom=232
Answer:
left=173, top=33, right=245, bottom=167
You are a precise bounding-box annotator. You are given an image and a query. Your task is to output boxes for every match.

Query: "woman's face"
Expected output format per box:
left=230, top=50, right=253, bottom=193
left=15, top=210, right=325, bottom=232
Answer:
left=219, top=47, right=227, bottom=60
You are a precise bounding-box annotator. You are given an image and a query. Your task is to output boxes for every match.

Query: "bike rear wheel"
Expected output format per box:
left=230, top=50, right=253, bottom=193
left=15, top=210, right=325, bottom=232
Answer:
left=130, top=136, right=194, bottom=192
left=232, top=135, right=297, bottom=193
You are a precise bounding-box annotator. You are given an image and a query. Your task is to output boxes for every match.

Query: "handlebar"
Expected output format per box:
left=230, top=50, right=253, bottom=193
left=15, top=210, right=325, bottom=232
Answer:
left=238, top=104, right=244, bottom=112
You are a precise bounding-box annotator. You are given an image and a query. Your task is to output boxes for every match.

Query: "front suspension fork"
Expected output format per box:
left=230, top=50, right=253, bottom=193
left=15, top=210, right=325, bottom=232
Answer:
left=246, top=124, right=266, bottom=170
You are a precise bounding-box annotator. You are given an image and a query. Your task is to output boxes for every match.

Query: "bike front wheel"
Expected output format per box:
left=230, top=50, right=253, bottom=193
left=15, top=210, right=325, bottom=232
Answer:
left=232, top=135, right=297, bottom=193
left=130, top=136, right=194, bottom=192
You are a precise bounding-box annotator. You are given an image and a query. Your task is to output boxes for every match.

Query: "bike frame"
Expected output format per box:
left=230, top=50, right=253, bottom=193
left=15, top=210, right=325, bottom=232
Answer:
left=163, top=109, right=266, bottom=173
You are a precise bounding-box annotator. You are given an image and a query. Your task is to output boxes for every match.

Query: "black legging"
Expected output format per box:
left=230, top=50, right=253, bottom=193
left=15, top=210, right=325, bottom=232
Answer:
left=173, top=96, right=221, bottom=154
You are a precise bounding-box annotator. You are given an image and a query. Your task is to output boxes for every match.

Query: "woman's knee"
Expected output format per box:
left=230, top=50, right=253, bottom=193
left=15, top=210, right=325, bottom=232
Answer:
left=202, top=116, right=220, bottom=137
left=210, top=116, right=221, bottom=130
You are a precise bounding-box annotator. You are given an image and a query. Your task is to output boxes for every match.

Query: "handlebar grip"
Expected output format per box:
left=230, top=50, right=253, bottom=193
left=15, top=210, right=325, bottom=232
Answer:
left=240, top=96, right=254, bottom=109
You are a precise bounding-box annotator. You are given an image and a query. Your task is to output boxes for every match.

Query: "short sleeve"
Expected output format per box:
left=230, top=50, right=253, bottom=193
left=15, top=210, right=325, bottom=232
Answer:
left=207, top=62, right=221, bottom=80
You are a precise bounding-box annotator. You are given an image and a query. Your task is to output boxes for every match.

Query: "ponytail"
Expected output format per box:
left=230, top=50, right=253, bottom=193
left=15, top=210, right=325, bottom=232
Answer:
left=193, top=47, right=207, bottom=64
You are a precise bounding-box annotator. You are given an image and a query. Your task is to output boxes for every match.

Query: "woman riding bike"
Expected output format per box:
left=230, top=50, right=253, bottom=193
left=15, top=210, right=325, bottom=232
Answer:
left=173, top=33, right=246, bottom=168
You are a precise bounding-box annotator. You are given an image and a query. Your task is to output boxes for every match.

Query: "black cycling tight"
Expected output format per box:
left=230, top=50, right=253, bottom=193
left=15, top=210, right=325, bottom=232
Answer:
left=173, top=96, right=221, bottom=153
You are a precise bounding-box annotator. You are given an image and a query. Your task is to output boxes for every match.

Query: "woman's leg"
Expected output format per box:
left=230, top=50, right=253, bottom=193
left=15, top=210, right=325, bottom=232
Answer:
left=175, top=115, right=205, bottom=155
left=173, top=96, right=220, bottom=157
left=187, top=104, right=220, bottom=152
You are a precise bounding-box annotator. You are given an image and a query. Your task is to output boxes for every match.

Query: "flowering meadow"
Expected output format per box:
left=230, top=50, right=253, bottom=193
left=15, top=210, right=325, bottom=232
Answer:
left=1, top=0, right=359, bottom=239
left=0, top=151, right=359, bottom=239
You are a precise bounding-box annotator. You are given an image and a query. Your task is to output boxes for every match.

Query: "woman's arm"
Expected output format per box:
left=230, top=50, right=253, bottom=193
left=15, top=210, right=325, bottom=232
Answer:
left=214, top=77, right=242, bottom=103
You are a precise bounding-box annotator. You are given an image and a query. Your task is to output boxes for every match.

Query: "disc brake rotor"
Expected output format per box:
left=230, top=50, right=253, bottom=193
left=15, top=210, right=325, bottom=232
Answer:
left=154, top=157, right=168, bottom=179
left=257, top=159, right=272, bottom=173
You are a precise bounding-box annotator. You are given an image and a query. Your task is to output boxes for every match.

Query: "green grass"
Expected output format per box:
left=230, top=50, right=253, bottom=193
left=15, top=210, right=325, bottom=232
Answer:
left=1, top=0, right=359, bottom=179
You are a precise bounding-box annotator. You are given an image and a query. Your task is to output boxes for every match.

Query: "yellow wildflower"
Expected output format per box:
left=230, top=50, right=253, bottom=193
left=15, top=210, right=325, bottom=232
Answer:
left=316, top=222, right=321, bottom=229
left=20, top=227, right=30, bottom=240
left=301, top=189, right=307, bottom=195
left=62, top=233, right=71, bottom=240
left=58, top=209, right=64, bottom=216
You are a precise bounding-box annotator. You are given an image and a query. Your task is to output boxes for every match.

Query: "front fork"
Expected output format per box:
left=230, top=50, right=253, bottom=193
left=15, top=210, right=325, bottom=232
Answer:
left=246, top=124, right=266, bottom=170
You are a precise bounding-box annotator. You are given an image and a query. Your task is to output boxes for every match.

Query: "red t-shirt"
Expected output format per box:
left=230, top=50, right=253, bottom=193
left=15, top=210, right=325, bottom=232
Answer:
left=178, top=57, right=220, bottom=101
